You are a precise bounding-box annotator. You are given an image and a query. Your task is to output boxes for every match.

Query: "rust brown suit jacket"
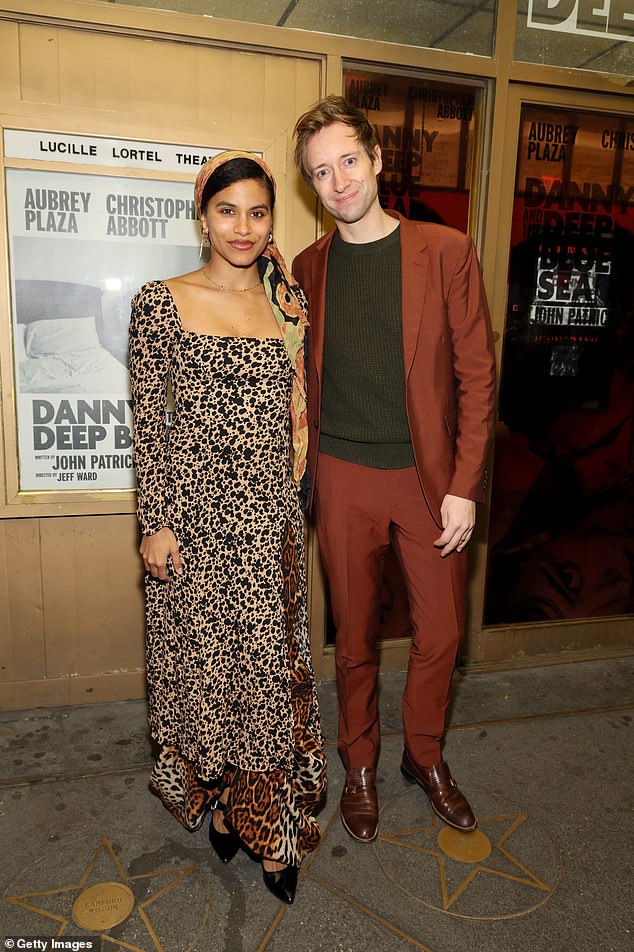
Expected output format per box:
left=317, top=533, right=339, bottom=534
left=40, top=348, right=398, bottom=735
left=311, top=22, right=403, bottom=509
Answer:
left=292, top=212, right=497, bottom=526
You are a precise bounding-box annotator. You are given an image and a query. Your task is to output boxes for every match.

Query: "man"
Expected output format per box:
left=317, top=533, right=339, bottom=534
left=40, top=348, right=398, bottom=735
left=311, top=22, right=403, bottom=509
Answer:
left=292, top=96, right=496, bottom=842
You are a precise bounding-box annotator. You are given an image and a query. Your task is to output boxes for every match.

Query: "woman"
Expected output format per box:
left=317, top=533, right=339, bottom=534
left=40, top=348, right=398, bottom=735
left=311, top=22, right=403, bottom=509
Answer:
left=128, top=151, right=326, bottom=905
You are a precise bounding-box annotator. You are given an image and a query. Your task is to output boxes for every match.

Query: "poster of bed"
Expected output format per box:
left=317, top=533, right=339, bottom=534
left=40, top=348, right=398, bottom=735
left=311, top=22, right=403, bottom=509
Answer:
left=6, top=166, right=202, bottom=492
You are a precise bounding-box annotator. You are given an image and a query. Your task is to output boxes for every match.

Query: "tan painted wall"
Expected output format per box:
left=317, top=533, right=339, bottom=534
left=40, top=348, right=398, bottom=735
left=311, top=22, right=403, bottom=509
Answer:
left=0, top=11, right=321, bottom=709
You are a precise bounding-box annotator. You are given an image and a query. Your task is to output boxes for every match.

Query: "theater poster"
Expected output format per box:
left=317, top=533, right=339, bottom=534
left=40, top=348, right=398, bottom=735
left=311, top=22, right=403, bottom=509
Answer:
left=344, top=68, right=478, bottom=232
left=3, top=131, right=223, bottom=493
left=485, top=106, right=634, bottom=624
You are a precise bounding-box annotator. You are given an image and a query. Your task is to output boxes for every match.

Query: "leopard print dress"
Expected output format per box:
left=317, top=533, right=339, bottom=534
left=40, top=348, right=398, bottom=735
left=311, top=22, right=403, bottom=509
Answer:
left=129, top=280, right=326, bottom=866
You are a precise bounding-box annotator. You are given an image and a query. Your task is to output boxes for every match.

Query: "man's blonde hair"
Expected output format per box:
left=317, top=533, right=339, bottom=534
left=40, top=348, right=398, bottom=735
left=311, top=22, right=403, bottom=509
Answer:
left=293, top=95, right=379, bottom=187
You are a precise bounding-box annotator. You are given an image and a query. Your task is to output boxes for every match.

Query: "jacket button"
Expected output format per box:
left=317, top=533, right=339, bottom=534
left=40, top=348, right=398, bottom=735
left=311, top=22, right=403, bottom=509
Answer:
left=313, top=421, right=318, bottom=428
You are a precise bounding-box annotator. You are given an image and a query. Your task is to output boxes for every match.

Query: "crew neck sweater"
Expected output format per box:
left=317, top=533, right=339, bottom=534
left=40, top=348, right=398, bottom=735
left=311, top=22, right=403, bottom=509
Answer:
left=319, top=226, right=415, bottom=469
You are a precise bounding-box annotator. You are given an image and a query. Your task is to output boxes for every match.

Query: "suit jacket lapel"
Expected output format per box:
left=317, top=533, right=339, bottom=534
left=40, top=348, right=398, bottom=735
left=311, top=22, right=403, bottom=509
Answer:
left=309, top=229, right=336, bottom=380
left=396, top=215, right=429, bottom=379
left=310, top=216, right=428, bottom=380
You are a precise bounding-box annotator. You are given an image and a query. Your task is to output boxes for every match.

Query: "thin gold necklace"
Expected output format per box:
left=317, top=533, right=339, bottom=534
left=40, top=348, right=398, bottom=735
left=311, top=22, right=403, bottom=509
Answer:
left=201, top=267, right=262, bottom=293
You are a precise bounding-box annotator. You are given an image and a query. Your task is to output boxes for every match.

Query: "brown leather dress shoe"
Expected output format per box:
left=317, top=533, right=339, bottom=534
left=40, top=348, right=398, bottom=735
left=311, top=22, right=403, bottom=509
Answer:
left=340, top=767, right=379, bottom=842
left=400, top=748, right=477, bottom=832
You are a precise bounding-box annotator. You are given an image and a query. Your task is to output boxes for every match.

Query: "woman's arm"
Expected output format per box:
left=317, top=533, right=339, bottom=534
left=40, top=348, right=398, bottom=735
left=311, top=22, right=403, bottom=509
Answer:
left=128, top=286, right=182, bottom=580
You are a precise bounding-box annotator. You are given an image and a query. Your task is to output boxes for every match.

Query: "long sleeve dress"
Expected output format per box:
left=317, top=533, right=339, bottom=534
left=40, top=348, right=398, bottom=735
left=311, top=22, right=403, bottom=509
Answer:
left=128, top=276, right=326, bottom=866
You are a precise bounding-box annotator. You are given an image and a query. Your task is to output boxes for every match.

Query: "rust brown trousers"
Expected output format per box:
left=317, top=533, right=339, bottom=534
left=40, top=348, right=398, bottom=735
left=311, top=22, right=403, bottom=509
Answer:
left=293, top=213, right=496, bottom=768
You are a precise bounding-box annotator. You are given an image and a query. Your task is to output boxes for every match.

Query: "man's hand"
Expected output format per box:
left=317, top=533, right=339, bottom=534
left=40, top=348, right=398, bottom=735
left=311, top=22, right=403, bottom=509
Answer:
left=140, top=527, right=183, bottom=580
left=433, top=494, right=476, bottom=557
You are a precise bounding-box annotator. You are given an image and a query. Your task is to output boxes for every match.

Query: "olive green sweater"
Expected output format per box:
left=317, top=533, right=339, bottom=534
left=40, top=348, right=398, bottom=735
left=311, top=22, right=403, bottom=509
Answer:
left=319, top=226, right=415, bottom=469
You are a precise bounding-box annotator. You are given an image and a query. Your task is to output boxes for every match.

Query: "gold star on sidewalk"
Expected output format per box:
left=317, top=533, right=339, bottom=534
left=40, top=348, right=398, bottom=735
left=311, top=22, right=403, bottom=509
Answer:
left=379, top=812, right=553, bottom=914
left=5, top=833, right=202, bottom=952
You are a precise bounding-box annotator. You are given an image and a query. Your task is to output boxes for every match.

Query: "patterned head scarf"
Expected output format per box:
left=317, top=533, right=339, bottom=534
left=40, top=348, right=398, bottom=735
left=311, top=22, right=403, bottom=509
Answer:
left=194, top=151, right=310, bottom=505
left=195, top=150, right=276, bottom=218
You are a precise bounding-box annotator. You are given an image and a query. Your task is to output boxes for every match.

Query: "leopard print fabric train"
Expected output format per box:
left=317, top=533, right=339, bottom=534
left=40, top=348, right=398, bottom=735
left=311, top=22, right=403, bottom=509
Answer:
left=129, top=280, right=326, bottom=865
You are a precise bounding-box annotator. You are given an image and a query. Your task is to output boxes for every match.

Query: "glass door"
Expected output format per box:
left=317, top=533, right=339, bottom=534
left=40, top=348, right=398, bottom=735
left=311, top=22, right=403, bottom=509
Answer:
left=484, top=91, right=634, bottom=636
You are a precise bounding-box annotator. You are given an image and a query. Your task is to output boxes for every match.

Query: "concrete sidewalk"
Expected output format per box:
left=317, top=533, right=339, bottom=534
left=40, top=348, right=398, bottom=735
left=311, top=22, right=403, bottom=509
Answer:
left=1, top=656, right=632, bottom=952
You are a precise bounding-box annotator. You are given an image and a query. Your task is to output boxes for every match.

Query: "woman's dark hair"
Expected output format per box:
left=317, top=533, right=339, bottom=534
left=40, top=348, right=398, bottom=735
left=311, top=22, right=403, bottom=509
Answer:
left=200, top=158, right=275, bottom=214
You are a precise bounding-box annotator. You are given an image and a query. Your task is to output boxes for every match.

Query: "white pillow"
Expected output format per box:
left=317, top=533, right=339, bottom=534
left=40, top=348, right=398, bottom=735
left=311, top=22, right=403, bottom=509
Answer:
left=26, top=316, right=100, bottom=356
left=15, top=323, right=28, bottom=362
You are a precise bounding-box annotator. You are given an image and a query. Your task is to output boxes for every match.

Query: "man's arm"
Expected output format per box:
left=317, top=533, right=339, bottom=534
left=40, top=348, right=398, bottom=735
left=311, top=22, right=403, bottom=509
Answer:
left=437, top=236, right=496, bottom=555
left=446, top=234, right=496, bottom=504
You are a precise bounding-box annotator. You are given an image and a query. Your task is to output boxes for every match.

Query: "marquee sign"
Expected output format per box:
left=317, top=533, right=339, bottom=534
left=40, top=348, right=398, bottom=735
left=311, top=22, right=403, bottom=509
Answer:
left=527, top=0, right=634, bottom=42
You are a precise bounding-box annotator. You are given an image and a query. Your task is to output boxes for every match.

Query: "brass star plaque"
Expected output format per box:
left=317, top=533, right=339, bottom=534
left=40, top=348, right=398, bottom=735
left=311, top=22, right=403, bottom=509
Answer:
left=72, top=881, right=135, bottom=931
left=437, top=827, right=492, bottom=864
left=374, top=791, right=562, bottom=919
left=4, top=832, right=212, bottom=951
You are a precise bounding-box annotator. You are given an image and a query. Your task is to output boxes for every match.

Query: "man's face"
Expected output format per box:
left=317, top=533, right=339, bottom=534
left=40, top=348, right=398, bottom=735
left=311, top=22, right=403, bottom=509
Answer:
left=304, top=122, right=382, bottom=226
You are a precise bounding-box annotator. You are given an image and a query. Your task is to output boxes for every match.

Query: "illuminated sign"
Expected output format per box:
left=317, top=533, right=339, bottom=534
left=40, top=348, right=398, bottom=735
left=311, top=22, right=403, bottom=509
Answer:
left=527, top=0, right=634, bottom=42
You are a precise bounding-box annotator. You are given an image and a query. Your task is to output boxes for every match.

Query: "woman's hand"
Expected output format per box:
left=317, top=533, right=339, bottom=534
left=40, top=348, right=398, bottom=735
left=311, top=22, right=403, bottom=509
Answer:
left=140, top=527, right=183, bottom=580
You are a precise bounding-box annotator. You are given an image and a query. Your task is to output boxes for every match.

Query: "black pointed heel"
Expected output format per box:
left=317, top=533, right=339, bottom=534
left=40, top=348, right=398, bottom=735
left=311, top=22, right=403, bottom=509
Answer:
left=262, top=862, right=298, bottom=905
left=209, top=802, right=241, bottom=864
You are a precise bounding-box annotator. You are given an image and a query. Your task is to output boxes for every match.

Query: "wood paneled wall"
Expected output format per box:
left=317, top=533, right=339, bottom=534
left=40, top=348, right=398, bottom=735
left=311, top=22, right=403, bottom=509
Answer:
left=0, top=515, right=147, bottom=707
left=0, top=11, right=321, bottom=710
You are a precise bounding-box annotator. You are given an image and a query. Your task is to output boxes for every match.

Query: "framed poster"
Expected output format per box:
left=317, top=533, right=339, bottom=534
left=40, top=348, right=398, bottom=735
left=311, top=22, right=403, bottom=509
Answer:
left=1, top=131, right=225, bottom=503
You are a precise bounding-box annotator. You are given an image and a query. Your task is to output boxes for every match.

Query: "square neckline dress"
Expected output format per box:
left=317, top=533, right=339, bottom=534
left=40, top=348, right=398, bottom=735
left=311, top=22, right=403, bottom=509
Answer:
left=128, top=280, right=326, bottom=865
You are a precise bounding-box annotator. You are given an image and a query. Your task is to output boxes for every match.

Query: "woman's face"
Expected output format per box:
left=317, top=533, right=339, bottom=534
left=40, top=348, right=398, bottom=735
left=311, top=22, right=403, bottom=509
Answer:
left=201, top=177, right=272, bottom=270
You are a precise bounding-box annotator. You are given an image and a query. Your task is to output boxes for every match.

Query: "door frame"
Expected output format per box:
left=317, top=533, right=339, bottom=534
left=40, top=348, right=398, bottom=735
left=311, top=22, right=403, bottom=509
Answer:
left=461, top=82, right=634, bottom=671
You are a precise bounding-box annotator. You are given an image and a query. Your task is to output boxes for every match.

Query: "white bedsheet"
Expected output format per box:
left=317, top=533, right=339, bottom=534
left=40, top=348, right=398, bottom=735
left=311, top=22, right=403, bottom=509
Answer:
left=20, top=345, right=130, bottom=394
